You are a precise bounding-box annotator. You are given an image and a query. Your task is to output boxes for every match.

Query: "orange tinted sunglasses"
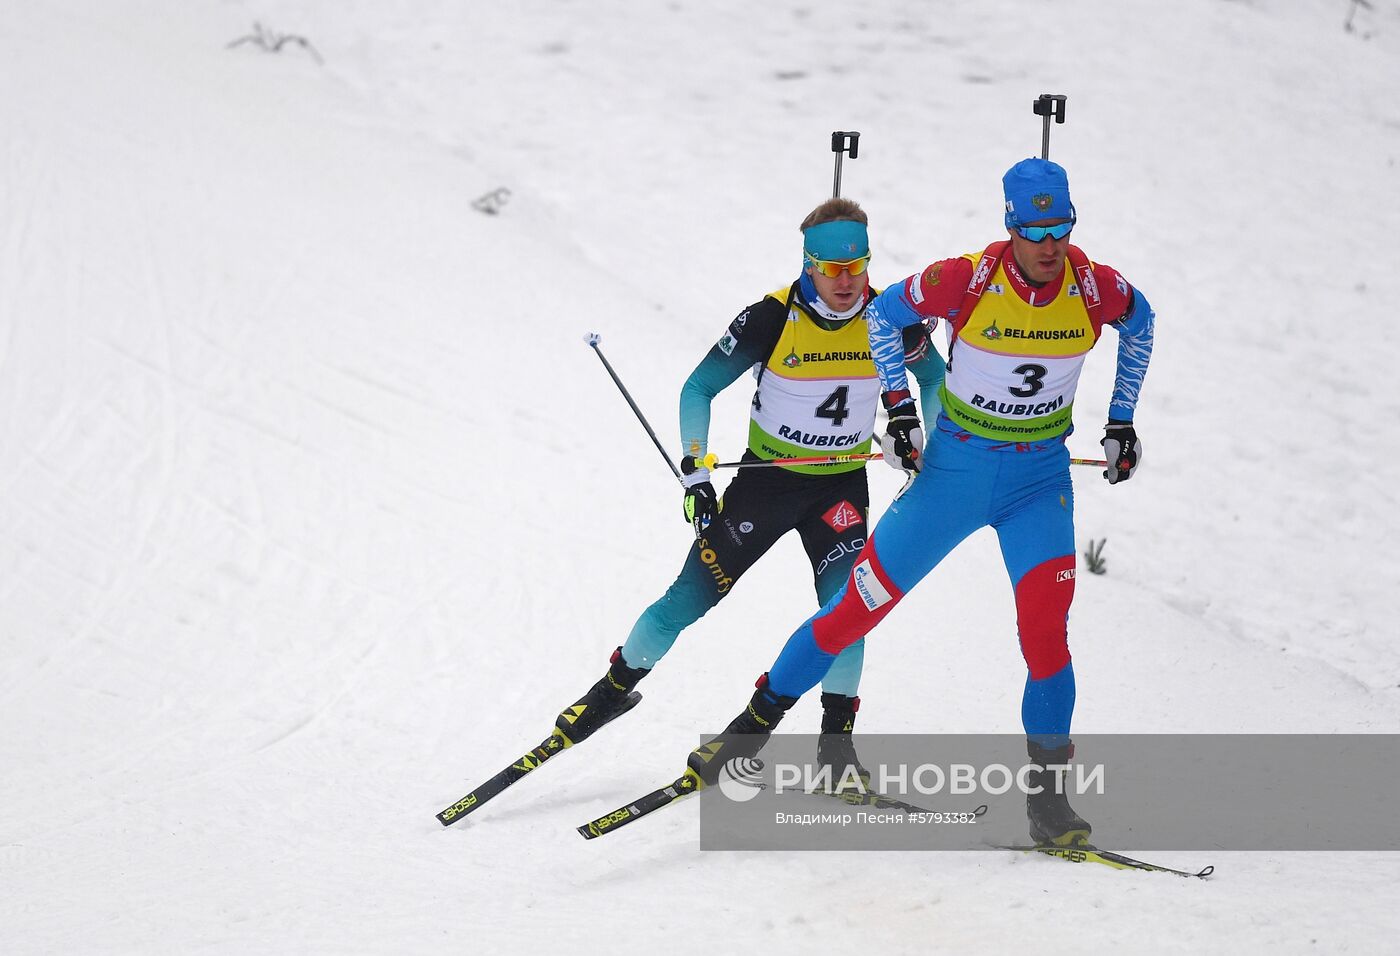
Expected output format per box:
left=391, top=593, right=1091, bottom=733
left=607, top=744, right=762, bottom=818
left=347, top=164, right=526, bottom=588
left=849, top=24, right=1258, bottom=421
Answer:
left=804, top=252, right=871, bottom=278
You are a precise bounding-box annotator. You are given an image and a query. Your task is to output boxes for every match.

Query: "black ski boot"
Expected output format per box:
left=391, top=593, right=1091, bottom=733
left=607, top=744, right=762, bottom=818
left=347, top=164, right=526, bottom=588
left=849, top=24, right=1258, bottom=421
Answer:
left=555, top=647, right=647, bottom=745
left=816, top=693, right=872, bottom=793
left=1025, top=740, right=1092, bottom=847
left=686, top=674, right=797, bottom=786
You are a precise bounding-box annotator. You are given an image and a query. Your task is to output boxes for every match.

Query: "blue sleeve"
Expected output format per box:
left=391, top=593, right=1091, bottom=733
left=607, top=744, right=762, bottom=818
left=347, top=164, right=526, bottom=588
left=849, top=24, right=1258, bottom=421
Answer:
left=902, top=323, right=945, bottom=421
left=866, top=281, right=928, bottom=395
left=678, top=299, right=782, bottom=459
left=1108, top=289, right=1154, bottom=422
left=679, top=352, right=746, bottom=460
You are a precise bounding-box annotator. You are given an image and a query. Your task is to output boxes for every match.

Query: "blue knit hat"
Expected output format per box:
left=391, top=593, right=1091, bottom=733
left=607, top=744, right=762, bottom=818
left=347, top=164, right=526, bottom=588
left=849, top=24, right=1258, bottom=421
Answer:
left=1002, top=158, right=1076, bottom=227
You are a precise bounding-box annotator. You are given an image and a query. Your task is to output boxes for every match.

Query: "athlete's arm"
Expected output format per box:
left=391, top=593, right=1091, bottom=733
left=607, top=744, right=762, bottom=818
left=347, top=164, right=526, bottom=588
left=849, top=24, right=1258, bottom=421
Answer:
left=901, top=321, right=945, bottom=423
left=866, top=285, right=927, bottom=396
left=1094, top=265, right=1155, bottom=422
left=678, top=296, right=785, bottom=459
left=868, top=259, right=969, bottom=396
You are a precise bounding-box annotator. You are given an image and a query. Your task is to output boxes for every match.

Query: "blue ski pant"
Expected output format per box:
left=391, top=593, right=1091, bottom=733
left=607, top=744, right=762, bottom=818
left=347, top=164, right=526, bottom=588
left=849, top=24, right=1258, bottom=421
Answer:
left=765, top=426, right=1080, bottom=740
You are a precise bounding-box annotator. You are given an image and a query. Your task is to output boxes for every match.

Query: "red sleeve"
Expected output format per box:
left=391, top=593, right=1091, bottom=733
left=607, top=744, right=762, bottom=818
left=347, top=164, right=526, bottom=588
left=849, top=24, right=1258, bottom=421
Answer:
left=1088, top=261, right=1135, bottom=326
left=902, top=257, right=974, bottom=320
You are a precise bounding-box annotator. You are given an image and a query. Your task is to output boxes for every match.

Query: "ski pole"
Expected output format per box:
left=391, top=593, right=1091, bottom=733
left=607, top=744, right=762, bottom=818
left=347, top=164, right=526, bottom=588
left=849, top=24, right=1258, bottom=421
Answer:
left=702, top=452, right=1109, bottom=470
left=704, top=452, right=882, bottom=470
left=583, top=333, right=682, bottom=482
left=1032, top=94, right=1068, bottom=159
left=830, top=131, right=859, bottom=198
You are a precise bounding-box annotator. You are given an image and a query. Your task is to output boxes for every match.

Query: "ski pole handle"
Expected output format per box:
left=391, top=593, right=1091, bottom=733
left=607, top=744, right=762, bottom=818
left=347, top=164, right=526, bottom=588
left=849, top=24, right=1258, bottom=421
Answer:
left=584, top=333, right=683, bottom=482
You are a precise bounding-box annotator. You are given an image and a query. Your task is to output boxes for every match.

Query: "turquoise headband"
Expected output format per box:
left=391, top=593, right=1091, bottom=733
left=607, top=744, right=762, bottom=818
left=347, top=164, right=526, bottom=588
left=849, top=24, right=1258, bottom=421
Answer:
left=802, top=219, right=869, bottom=261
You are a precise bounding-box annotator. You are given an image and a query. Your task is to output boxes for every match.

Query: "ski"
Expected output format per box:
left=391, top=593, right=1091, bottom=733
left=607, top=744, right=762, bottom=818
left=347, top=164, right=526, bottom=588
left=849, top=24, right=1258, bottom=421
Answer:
left=577, top=768, right=705, bottom=839
left=436, top=732, right=567, bottom=825
left=436, top=691, right=641, bottom=826
left=576, top=769, right=992, bottom=841
left=1001, top=843, right=1214, bottom=879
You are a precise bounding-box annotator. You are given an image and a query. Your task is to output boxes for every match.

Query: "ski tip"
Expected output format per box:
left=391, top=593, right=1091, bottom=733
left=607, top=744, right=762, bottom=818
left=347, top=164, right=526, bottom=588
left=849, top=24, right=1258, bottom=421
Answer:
left=577, top=822, right=601, bottom=840
left=435, top=796, right=479, bottom=826
left=436, top=806, right=472, bottom=827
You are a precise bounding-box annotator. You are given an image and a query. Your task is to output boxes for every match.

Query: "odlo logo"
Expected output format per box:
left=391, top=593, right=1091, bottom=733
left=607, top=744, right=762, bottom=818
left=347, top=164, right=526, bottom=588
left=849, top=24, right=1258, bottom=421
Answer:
left=816, top=538, right=864, bottom=578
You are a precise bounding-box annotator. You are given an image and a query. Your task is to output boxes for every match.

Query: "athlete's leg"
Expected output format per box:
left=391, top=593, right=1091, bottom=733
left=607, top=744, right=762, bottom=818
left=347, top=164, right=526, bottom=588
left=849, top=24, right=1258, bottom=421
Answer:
left=622, top=469, right=793, bottom=668
left=766, top=433, right=995, bottom=698
left=796, top=471, right=871, bottom=697
left=992, top=450, right=1077, bottom=744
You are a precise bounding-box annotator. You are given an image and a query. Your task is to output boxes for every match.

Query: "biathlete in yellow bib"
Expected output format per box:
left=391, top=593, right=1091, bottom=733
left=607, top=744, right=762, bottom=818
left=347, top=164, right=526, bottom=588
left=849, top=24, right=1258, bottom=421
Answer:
left=682, top=158, right=1156, bottom=849
left=551, top=198, right=941, bottom=777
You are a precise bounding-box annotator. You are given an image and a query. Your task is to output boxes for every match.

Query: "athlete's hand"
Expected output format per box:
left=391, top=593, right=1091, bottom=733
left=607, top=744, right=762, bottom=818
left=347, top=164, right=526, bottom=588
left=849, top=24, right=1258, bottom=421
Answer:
left=1102, top=420, right=1141, bottom=484
left=880, top=394, right=924, bottom=473
left=680, top=455, right=719, bottom=534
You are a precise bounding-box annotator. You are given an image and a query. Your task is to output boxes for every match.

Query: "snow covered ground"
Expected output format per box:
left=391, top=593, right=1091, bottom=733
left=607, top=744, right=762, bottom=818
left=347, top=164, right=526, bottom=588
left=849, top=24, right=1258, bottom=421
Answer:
left=3, top=0, right=1399, bottom=951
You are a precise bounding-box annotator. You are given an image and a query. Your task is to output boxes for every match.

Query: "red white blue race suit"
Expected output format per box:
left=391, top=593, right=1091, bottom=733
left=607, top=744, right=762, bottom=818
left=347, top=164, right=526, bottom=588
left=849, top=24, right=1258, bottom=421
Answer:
left=763, top=242, right=1155, bottom=742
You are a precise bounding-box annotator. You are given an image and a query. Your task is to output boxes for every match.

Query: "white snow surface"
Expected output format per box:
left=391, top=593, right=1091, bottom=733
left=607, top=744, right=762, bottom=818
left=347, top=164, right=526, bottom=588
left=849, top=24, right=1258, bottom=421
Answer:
left=4, top=0, right=1400, bottom=952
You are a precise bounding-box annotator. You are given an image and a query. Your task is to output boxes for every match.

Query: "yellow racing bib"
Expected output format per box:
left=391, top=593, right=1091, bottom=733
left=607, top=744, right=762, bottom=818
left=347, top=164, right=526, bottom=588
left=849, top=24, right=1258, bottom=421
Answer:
left=748, top=287, right=879, bottom=474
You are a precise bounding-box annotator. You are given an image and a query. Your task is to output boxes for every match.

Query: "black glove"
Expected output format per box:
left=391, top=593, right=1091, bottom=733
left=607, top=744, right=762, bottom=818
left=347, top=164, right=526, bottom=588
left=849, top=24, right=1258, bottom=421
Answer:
left=1101, top=420, right=1141, bottom=484
left=680, top=455, right=719, bottom=534
left=880, top=393, right=924, bottom=473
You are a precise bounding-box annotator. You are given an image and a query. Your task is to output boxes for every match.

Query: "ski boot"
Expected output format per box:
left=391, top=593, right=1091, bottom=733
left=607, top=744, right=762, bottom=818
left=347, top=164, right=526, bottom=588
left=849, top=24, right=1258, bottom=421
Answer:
left=555, top=647, right=647, bottom=745
left=816, top=693, right=872, bottom=794
left=1025, top=740, right=1092, bottom=847
left=686, top=674, right=797, bottom=787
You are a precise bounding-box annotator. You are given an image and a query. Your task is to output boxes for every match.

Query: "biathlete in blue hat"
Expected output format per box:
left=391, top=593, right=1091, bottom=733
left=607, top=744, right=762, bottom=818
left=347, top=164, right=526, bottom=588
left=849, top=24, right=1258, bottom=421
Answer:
left=681, top=158, right=1156, bottom=849
left=550, top=198, right=942, bottom=781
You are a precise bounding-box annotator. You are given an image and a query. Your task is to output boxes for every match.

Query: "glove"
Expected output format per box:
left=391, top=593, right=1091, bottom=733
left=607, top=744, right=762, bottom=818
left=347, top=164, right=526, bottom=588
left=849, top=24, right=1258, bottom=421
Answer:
left=880, top=393, right=924, bottom=473
left=1101, top=420, right=1141, bottom=484
left=680, top=455, right=719, bottom=534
